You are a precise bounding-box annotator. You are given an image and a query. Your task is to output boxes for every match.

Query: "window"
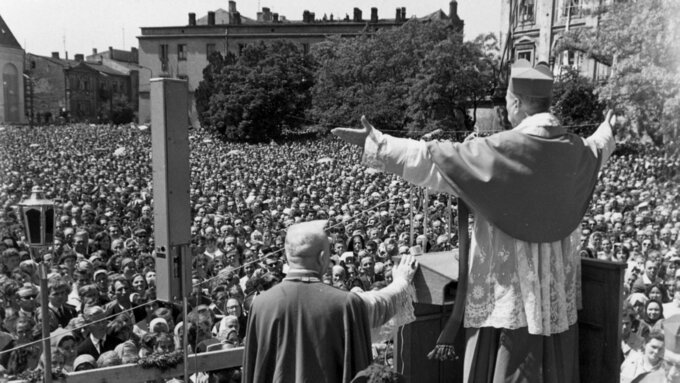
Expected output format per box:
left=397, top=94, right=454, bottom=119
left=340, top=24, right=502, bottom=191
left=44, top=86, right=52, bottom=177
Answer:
left=206, top=43, right=216, bottom=56
left=562, top=0, right=582, bottom=17
left=160, top=44, right=169, bottom=71
left=178, top=44, right=187, bottom=61
left=519, top=0, right=535, bottom=22
left=517, top=50, right=533, bottom=63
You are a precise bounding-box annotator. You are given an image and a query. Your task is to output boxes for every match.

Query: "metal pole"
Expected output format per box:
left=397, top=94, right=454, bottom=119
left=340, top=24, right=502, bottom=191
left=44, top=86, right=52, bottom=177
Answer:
left=409, top=187, right=415, bottom=247
left=183, top=295, right=189, bottom=383
left=448, top=195, right=453, bottom=251
left=38, top=257, right=53, bottom=383
left=422, top=189, right=429, bottom=253
left=180, top=245, right=190, bottom=383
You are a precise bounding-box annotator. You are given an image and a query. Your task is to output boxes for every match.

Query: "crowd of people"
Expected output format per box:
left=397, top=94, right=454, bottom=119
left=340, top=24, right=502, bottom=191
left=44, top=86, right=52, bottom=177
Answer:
left=0, top=122, right=678, bottom=381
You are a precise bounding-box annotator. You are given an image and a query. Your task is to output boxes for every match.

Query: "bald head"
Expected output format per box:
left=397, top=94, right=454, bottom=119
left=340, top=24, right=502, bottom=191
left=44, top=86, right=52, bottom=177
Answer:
left=285, top=220, right=330, bottom=273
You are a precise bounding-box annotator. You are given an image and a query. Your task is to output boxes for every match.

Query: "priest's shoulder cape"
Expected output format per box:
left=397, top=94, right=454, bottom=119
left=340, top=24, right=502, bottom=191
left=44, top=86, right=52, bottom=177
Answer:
left=243, top=280, right=372, bottom=383
left=425, top=128, right=601, bottom=243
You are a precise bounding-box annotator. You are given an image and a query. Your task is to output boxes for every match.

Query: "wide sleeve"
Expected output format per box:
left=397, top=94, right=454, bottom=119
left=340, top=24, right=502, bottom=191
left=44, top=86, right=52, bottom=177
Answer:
left=361, top=128, right=461, bottom=196
left=354, top=278, right=416, bottom=330
left=584, top=119, right=615, bottom=168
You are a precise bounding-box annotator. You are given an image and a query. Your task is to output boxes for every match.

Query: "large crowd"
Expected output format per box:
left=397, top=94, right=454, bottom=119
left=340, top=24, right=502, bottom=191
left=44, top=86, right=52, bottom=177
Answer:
left=0, top=122, right=678, bottom=381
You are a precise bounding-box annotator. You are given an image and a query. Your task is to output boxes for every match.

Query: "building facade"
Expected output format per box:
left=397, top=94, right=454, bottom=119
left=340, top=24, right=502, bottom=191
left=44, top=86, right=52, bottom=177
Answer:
left=500, top=0, right=611, bottom=80
left=0, top=14, right=25, bottom=124
left=25, top=52, right=132, bottom=123
left=137, top=1, right=464, bottom=123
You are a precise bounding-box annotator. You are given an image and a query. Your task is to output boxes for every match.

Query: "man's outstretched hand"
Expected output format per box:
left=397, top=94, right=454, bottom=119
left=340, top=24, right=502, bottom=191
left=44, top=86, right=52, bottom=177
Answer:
left=331, top=115, right=375, bottom=148
left=392, top=254, right=419, bottom=284
left=601, top=109, right=618, bottom=135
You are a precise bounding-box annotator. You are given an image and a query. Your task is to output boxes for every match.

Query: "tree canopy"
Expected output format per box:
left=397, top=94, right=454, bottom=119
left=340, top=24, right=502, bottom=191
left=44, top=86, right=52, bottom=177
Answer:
left=309, top=20, right=495, bottom=134
left=197, top=41, right=314, bottom=142
left=556, top=0, right=680, bottom=144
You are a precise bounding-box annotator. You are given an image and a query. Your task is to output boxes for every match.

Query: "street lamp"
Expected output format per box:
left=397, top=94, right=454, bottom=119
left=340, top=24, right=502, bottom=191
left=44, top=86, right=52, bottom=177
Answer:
left=18, top=186, right=55, bottom=247
left=17, top=186, right=54, bottom=383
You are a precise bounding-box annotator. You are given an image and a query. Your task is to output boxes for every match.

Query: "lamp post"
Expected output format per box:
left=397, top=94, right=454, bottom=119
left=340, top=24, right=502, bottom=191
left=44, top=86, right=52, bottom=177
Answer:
left=17, top=186, right=55, bottom=383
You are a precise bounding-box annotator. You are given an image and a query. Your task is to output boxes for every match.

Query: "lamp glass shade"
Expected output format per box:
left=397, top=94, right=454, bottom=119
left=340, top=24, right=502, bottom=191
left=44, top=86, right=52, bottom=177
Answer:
left=45, top=208, right=55, bottom=243
left=25, top=209, right=42, bottom=245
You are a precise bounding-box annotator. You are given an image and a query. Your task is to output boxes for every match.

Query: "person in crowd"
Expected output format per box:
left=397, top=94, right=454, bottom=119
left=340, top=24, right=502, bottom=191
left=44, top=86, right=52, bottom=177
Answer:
left=76, top=306, right=119, bottom=359
left=244, top=220, right=417, bottom=382
left=640, top=300, right=664, bottom=331
left=47, top=276, right=77, bottom=329
left=620, top=329, right=665, bottom=383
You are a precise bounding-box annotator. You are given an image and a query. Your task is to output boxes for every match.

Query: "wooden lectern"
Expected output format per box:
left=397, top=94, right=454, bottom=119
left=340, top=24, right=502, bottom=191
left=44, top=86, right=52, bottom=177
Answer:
left=393, top=253, right=625, bottom=383
left=394, top=251, right=463, bottom=382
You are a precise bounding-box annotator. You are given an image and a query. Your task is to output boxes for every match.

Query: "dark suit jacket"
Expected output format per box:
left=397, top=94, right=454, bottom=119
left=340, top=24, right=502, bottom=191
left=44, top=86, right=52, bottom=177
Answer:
left=49, top=304, right=77, bottom=329
left=76, top=336, right=120, bottom=359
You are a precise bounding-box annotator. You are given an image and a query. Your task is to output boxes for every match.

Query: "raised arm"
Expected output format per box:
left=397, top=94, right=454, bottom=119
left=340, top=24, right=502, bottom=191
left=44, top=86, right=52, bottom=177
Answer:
left=332, top=116, right=461, bottom=196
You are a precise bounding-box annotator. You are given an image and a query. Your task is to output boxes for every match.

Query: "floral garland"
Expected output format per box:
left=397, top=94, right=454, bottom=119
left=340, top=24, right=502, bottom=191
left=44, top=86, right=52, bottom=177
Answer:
left=137, top=350, right=185, bottom=370
left=14, top=369, right=66, bottom=383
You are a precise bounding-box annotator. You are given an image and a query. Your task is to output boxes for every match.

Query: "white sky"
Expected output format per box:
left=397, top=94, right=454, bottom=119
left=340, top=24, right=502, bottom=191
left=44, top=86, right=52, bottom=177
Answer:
left=2, top=0, right=501, bottom=57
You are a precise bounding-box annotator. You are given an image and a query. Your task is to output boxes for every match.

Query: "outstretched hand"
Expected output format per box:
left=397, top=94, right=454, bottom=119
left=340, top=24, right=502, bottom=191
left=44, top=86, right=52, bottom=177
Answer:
left=392, top=254, right=419, bottom=283
left=601, top=109, right=617, bottom=135
left=331, top=115, right=375, bottom=148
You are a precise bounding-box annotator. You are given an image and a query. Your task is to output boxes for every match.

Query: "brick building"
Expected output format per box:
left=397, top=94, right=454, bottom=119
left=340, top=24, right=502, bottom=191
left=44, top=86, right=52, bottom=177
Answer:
left=25, top=52, right=132, bottom=123
left=137, top=1, right=464, bottom=123
left=0, top=14, right=25, bottom=124
left=87, top=47, right=141, bottom=113
left=499, top=0, right=611, bottom=80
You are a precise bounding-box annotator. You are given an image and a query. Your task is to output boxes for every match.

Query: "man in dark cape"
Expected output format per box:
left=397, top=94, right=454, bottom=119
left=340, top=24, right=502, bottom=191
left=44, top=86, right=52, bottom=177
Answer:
left=243, top=220, right=417, bottom=383
left=333, top=60, right=617, bottom=382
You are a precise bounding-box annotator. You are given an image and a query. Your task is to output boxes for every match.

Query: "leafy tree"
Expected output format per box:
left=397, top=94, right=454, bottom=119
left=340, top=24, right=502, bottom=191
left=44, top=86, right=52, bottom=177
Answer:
left=201, top=41, right=314, bottom=142
left=310, top=20, right=480, bottom=132
left=110, top=96, right=135, bottom=125
left=405, top=36, right=495, bottom=134
left=555, top=0, right=680, bottom=145
left=195, top=51, right=233, bottom=129
left=551, top=68, right=604, bottom=135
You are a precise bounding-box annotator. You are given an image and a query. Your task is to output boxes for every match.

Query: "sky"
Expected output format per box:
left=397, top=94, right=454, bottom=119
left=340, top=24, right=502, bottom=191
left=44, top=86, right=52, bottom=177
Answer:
left=2, top=0, right=501, bottom=57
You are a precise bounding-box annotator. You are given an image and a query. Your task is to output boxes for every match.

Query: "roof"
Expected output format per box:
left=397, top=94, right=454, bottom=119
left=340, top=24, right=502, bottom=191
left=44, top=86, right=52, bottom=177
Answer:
left=196, top=8, right=256, bottom=25
left=28, top=53, right=78, bottom=69
left=418, top=9, right=449, bottom=22
left=83, top=62, right=127, bottom=76
left=0, top=14, right=22, bottom=49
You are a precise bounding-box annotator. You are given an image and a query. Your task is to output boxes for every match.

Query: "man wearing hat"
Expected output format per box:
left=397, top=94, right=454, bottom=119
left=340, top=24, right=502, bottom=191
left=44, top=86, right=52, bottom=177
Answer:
left=333, top=59, right=617, bottom=382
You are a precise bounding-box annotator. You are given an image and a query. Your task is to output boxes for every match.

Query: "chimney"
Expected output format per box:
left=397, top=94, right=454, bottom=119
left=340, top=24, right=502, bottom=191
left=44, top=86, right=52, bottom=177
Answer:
left=273, top=13, right=279, bottom=22
left=310, top=12, right=315, bottom=21
left=131, top=47, right=138, bottom=63
left=396, top=8, right=401, bottom=21
left=65, top=51, right=69, bottom=60
left=449, top=1, right=458, bottom=18
left=228, top=0, right=236, bottom=13
left=371, top=8, right=378, bottom=22
left=353, top=8, right=362, bottom=22
left=256, top=11, right=263, bottom=21
left=208, top=11, right=216, bottom=25
left=189, top=12, right=196, bottom=26
left=75, top=54, right=84, bottom=62
left=303, top=10, right=310, bottom=23
left=401, top=7, right=406, bottom=20
left=92, top=48, right=98, bottom=55
left=109, top=46, right=114, bottom=58
left=262, top=7, right=271, bottom=22
left=52, top=52, right=60, bottom=59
